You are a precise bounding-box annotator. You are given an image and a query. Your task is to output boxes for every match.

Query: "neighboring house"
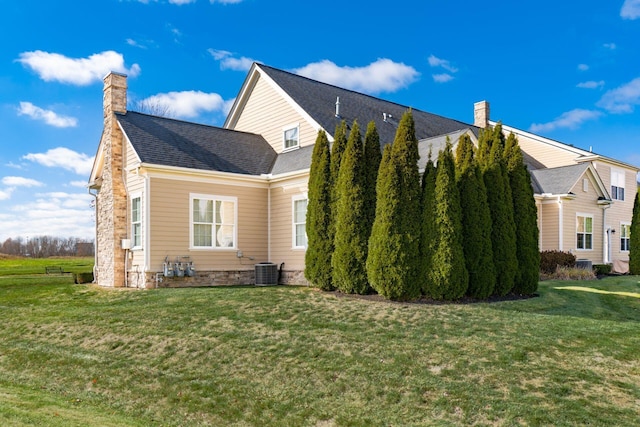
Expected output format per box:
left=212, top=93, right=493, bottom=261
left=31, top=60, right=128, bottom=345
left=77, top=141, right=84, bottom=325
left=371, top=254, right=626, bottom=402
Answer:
left=88, top=64, right=638, bottom=288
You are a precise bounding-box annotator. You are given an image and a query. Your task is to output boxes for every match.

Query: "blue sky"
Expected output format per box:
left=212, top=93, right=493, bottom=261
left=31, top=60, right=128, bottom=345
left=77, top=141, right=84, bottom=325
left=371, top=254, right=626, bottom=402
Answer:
left=1, top=0, right=640, bottom=242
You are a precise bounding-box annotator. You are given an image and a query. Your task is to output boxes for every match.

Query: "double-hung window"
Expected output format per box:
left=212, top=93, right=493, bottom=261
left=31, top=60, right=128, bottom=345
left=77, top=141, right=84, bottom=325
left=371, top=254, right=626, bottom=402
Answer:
left=576, top=214, right=593, bottom=250
left=283, top=124, right=300, bottom=151
left=292, top=195, right=308, bottom=249
left=131, top=196, right=142, bottom=249
left=191, top=194, right=237, bottom=249
left=611, top=169, right=625, bottom=201
left=621, top=223, right=631, bottom=252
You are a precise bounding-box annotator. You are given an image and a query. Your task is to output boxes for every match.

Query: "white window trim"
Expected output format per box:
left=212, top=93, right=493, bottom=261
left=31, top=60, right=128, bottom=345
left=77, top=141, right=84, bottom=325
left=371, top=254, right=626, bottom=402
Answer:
left=282, top=122, right=300, bottom=152
left=576, top=213, right=594, bottom=251
left=292, top=193, right=308, bottom=250
left=620, top=222, right=631, bottom=253
left=189, top=193, right=238, bottom=250
left=130, top=192, right=143, bottom=250
left=611, top=168, right=626, bottom=201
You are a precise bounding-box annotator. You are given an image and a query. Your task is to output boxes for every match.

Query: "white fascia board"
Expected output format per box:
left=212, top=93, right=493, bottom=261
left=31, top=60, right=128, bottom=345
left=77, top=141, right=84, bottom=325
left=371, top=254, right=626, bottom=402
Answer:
left=138, top=163, right=269, bottom=189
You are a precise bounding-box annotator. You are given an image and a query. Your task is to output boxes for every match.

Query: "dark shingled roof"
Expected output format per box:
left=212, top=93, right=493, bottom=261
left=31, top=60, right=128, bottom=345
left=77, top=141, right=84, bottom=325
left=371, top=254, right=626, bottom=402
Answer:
left=270, top=145, right=314, bottom=175
left=117, top=111, right=276, bottom=176
left=258, top=64, right=476, bottom=146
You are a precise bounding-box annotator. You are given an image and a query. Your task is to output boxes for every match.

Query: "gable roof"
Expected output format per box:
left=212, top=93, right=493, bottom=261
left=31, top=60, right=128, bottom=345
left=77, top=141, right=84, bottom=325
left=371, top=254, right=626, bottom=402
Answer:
left=117, top=111, right=277, bottom=176
left=228, top=63, right=477, bottom=147
left=530, top=163, right=609, bottom=199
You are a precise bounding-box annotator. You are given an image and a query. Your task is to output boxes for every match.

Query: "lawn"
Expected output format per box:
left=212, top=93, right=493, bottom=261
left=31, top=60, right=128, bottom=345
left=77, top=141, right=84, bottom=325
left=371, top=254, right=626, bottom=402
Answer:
left=0, top=264, right=638, bottom=426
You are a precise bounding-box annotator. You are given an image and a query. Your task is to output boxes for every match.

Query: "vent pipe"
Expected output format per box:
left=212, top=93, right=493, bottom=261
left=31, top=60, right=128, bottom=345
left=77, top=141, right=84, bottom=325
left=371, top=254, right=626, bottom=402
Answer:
left=335, top=96, right=340, bottom=118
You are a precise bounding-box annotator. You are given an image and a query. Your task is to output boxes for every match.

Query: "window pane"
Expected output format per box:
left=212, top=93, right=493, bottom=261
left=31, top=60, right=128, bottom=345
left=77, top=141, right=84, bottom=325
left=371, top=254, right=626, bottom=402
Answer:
left=216, top=225, right=234, bottom=247
left=577, top=217, right=585, bottom=233
left=577, top=234, right=584, bottom=249
left=585, top=234, right=592, bottom=249
left=285, top=127, right=299, bottom=148
left=296, top=224, right=307, bottom=247
left=216, top=201, right=235, bottom=225
left=585, top=217, right=593, bottom=233
left=132, top=198, right=141, bottom=222
left=194, top=199, right=213, bottom=223
left=133, top=223, right=141, bottom=247
left=194, top=224, right=212, bottom=247
left=294, top=199, right=307, bottom=223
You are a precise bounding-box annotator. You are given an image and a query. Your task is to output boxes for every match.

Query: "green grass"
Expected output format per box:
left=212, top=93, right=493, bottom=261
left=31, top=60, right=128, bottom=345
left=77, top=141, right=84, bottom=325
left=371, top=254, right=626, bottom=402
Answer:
left=0, top=256, right=93, bottom=276
left=0, top=264, right=639, bottom=426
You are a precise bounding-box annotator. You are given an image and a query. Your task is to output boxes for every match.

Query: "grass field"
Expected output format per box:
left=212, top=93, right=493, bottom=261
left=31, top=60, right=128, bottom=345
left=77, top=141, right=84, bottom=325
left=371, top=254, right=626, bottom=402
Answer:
left=0, top=258, right=639, bottom=426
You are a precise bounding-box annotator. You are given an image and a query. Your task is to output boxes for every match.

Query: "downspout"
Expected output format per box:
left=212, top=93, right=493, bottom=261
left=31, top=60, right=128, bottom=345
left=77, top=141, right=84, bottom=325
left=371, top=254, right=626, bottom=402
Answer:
left=557, top=197, right=563, bottom=251
left=602, top=204, right=611, bottom=264
left=267, top=185, right=271, bottom=262
left=144, top=173, right=151, bottom=287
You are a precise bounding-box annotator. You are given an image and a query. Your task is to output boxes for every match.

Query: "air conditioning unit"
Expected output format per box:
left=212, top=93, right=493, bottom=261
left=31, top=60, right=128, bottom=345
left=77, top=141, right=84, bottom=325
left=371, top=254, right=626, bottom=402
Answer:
left=255, top=262, right=278, bottom=286
left=576, top=259, right=593, bottom=270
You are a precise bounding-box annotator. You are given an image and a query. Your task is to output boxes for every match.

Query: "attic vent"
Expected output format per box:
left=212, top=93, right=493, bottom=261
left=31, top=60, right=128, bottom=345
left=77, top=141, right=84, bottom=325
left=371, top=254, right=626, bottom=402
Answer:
left=255, top=262, right=278, bottom=286
left=335, top=97, right=340, bottom=118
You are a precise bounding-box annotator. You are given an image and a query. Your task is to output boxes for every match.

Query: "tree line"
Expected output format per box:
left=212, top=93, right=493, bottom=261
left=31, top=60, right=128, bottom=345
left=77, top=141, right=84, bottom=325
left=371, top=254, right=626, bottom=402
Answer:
left=0, top=236, right=94, bottom=258
left=305, top=110, right=540, bottom=301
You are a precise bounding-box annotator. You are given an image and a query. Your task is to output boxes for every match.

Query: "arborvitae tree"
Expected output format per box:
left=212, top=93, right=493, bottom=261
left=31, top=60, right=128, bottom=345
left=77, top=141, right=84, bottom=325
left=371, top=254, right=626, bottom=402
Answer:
left=479, top=125, right=518, bottom=296
left=425, top=139, right=468, bottom=300
left=367, top=111, right=421, bottom=300
left=455, top=134, right=495, bottom=299
left=363, top=121, right=382, bottom=240
left=332, top=121, right=371, bottom=294
left=331, top=121, right=348, bottom=184
left=629, top=191, right=640, bottom=275
left=504, top=132, right=540, bottom=294
left=419, top=151, right=437, bottom=296
left=304, top=130, right=334, bottom=290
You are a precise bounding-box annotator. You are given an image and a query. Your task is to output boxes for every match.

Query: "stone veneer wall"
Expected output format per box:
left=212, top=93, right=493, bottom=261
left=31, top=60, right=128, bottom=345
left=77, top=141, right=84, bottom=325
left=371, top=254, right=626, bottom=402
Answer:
left=126, top=269, right=309, bottom=289
left=95, top=73, right=128, bottom=287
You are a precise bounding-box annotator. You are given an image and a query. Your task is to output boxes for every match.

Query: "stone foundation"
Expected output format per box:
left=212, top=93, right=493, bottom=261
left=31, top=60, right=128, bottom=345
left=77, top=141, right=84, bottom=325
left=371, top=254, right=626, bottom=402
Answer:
left=123, top=269, right=309, bottom=289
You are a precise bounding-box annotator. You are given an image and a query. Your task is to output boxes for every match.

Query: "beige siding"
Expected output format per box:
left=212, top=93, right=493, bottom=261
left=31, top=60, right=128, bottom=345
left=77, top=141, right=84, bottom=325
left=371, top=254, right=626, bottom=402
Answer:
left=539, top=201, right=559, bottom=251
left=594, top=161, right=637, bottom=262
left=231, top=75, right=320, bottom=152
left=269, top=175, right=309, bottom=271
left=561, top=184, right=604, bottom=264
left=146, top=177, right=268, bottom=272
left=515, top=133, right=578, bottom=168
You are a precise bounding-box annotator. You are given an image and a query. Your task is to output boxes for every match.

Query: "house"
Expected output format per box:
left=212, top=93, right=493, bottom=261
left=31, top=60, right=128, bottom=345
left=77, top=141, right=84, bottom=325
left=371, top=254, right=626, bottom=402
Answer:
left=88, top=64, right=639, bottom=288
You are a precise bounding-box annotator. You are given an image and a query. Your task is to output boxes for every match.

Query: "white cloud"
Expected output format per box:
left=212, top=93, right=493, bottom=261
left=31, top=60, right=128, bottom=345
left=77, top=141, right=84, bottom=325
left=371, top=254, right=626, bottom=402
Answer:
left=578, top=64, right=589, bottom=71
left=432, top=73, right=454, bottom=83
left=428, top=55, right=458, bottom=73
left=17, top=50, right=141, bottom=86
left=140, top=91, right=230, bottom=118
left=1, top=176, right=43, bottom=187
left=597, top=77, right=640, bottom=113
left=211, top=0, right=244, bottom=3
left=170, top=0, right=196, bottom=4
left=69, top=180, right=89, bottom=188
left=17, top=102, right=78, bottom=128
left=22, top=147, right=95, bottom=176
left=529, top=109, right=602, bottom=133
left=0, top=188, right=15, bottom=201
left=208, top=49, right=257, bottom=71
left=293, top=59, right=419, bottom=94
left=576, top=80, right=605, bottom=89
left=0, top=194, right=95, bottom=241
left=223, top=98, right=236, bottom=116
left=621, top=0, right=640, bottom=19
left=603, top=43, right=617, bottom=50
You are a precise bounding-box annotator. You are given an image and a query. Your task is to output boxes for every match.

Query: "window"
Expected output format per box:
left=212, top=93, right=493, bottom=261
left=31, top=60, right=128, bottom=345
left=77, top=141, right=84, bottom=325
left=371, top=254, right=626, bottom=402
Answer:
left=576, top=215, right=593, bottom=250
left=283, top=124, right=299, bottom=150
left=292, top=195, right=308, bottom=248
left=611, top=169, right=625, bottom=201
left=131, top=196, right=142, bottom=248
left=191, top=194, right=236, bottom=249
left=621, top=223, right=631, bottom=252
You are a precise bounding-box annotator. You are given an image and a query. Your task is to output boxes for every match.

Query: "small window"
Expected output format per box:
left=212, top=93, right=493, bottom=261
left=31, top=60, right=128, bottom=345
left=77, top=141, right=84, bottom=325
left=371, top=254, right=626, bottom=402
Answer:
left=292, top=195, right=308, bottom=248
left=621, top=223, right=631, bottom=252
left=582, top=179, right=588, bottom=192
left=576, top=215, right=593, bottom=250
left=611, top=169, right=625, bottom=201
left=191, top=194, right=237, bottom=249
left=131, top=196, right=142, bottom=248
left=283, top=125, right=299, bottom=150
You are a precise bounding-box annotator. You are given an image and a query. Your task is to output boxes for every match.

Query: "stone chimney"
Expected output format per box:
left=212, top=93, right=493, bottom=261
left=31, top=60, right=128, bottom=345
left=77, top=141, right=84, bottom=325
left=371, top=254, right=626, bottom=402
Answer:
left=474, top=100, right=490, bottom=128
left=95, top=72, right=128, bottom=288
